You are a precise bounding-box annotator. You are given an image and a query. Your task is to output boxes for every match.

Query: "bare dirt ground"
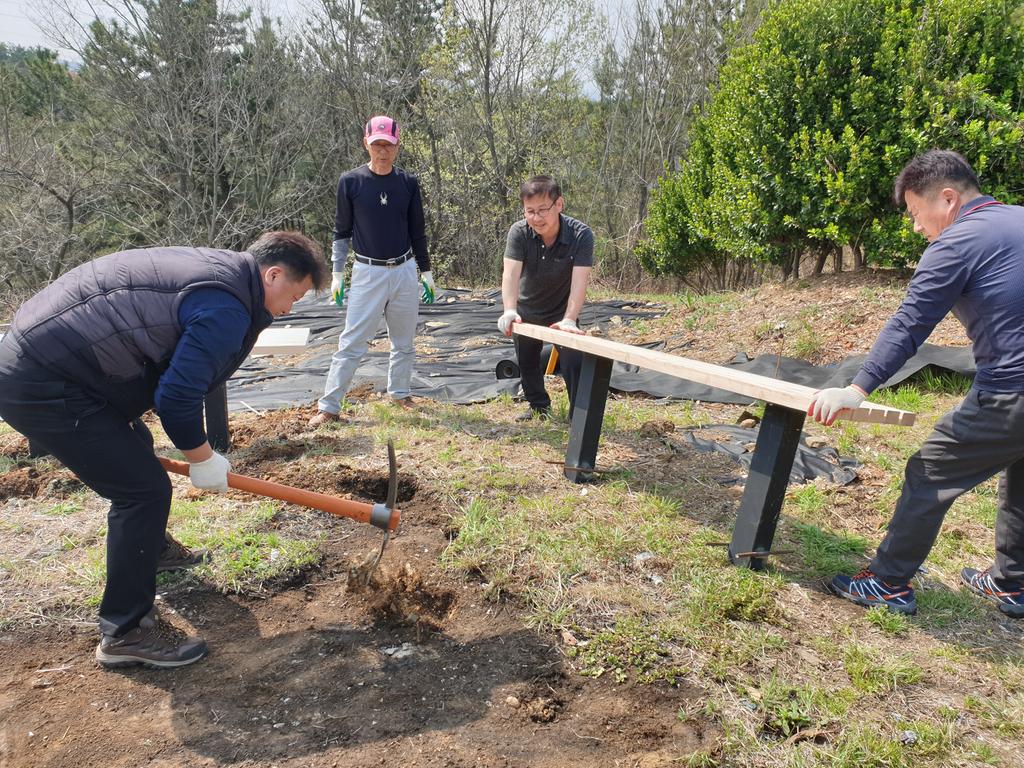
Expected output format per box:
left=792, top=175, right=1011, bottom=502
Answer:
left=0, top=405, right=722, bottom=768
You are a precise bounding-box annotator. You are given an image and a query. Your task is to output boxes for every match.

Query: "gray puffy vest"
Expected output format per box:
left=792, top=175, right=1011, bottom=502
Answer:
left=11, top=247, right=271, bottom=417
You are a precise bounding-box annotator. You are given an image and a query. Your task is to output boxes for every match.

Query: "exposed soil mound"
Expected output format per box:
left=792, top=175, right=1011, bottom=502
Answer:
left=354, top=562, right=456, bottom=633
left=264, top=460, right=419, bottom=504
left=0, top=466, right=42, bottom=501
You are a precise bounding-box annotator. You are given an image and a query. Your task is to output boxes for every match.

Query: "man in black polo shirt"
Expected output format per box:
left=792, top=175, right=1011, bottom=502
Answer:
left=498, top=175, right=594, bottom=420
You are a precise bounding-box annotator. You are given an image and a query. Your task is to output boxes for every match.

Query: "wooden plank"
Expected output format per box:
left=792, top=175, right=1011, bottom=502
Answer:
left=513, top=324, right=915, bottom=427
left=251, top=326, right=310, bottom=356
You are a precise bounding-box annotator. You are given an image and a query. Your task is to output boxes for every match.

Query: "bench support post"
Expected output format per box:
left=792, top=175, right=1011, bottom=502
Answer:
left=204, top=383, right=231, bottom=453
left=564, top=353, right=613, bottom=483
left=729, top=403, right=805, bottom=570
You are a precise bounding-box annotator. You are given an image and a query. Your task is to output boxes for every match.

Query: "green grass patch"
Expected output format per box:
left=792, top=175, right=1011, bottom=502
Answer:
left=843, top=643, right=923, bottom=693
left=43, top=501, right=80, bottom=517
left=792, top=522, right=868, bottom=578
left=570, top=615, right=683, bottom=684
left=913, top=588, right=986, bottom=629
left=912, top=368, right=973, bottom=396
left=788, top=485, right=828, bottom=519
left=165, top=500, right=321, bottom=594
left=864, top=605, right=911, bottom=636
left=868, top=384, right=929, bottom=413
left=964, top=691, right=1024, bottom=737
left=681, top=565, right=784, bottom=625
left=753, top=677, right=854, bottom=738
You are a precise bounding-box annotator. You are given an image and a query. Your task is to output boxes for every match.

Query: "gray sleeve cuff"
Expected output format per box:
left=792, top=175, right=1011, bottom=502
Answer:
left=331, top=238, right=350, bottom=270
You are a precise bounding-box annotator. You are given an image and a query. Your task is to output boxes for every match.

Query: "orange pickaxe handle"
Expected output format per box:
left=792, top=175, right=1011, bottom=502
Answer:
left=158, top=457, right=400, bottom=532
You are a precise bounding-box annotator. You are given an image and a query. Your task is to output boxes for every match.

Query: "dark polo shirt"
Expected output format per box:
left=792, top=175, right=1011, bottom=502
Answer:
left=504, top=214, right=594, bottom=324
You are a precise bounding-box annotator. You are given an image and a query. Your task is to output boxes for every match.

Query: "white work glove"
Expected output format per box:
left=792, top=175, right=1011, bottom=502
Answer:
left=809, top=385, right=866, bottom=426
left=497, top=308, right=522, bottom=337
left=420, top=271, right=436, bottom=304
left=189, top=451, right=231, bottom=492
left=330, top=272, right=345, bottom=307
left=550, top=317, right=583, bottom=334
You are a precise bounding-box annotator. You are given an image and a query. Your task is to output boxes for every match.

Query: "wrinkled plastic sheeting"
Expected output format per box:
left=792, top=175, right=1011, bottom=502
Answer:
left=672, top=424, right=860, bottom=485
left=227, top=289, right=665, bottom=410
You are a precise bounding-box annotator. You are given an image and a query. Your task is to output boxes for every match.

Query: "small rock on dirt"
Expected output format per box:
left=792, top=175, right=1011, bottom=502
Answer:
left=805, top=436, right=829, bottom=449
left=505, top=695, right=521, bottom=709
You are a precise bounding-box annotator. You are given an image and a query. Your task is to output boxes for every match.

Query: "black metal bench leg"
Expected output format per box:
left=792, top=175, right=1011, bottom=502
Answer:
left=564, top=353, right=613, bottom=483
left=204, top=383, right=231, bottom=453
left=729, top=403, right=805, bottom=569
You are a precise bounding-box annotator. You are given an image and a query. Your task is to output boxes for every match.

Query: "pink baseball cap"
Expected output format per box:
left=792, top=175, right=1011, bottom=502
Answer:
left=365, top=115, right=399, bottom=145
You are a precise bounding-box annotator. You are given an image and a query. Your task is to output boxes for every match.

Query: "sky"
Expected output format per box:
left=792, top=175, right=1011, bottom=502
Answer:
left=0, top=0, right=314, bottom=61
left=2, top=0, right=627, bottom=66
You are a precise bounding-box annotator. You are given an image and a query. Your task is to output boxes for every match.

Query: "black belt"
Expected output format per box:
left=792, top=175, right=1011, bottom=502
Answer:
left=353, top=249, right=413, bottom=268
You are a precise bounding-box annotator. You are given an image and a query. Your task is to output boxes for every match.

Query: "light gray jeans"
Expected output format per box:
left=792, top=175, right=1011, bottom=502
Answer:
left=871, top=389, right=1024, bottom=584
left=318, top=257, right=419, bottom=412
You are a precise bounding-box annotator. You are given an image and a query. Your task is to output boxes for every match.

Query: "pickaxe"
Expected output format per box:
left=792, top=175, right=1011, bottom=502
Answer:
left=159, top=440, right=400, bottom=581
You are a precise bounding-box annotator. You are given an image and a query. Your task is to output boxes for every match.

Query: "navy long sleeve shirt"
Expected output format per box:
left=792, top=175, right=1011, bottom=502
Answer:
left=333, top=164, right=429, bottom=272
left=853, top=196, right=1024, bottom=394
left=154, top=288, right=251, bottom=449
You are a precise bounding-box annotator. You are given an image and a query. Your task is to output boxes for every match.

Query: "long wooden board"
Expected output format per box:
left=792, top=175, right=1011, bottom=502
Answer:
left=514, top=323, right=915, bottom=426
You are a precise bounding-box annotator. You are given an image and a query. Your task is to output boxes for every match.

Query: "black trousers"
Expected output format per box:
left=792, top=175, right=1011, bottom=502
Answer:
left=0, top=336, right=170, bottom=637
left=513, top=332, right=583, bottom=413
left=871, top=389, right=1024, bottom=584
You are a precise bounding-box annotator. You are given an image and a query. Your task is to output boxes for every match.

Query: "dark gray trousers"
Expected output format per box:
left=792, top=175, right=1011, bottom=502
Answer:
left=871, top=389, right=1024, bottom=584
left=0, top=335, right=171, bottom=637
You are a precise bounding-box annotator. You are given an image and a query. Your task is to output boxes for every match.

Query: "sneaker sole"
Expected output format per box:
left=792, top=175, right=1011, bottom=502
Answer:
left=95, top=647, right=208, bottom=669
left=829, top=581, right=917, bottom=615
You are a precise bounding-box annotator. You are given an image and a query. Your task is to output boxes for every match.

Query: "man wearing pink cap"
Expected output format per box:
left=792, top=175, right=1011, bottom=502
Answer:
left=310, top=115, right=436, bottom=425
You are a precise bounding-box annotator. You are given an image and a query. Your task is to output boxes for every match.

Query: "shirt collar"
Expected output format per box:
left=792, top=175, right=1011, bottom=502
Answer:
left=955, top=195, right=996, bottom=221
left=526, top=214, right=570, bottom=245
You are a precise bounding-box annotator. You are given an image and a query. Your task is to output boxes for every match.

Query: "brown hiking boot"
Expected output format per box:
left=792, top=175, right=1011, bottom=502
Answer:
left=95, top=609, right=208, bottom=669
left=157, top=533, right=210, bottom=573
left=307, top=410, right=343, bottom=428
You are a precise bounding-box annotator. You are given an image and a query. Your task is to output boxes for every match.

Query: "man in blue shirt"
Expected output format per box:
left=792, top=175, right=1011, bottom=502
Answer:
left=309, top=115, right=435, bottom=426
left=0, top=232, right=327, bottom=667
left=810, top=150, right=1024, bottom=618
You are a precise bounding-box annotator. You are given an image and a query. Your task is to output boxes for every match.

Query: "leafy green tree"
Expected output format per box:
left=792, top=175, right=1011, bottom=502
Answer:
left=643, top=0, right=1024, bottom=280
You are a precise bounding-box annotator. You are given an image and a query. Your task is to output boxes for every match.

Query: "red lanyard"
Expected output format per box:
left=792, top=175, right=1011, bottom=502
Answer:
left=961, top=200, right=1003, bottom=217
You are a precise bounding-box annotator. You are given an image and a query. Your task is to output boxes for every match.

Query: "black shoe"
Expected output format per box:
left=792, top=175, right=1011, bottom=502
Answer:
left=515, top=406, right=551, bottom=422
left=157, top=534, right=210, bottom=573
left=95, top=609, right=208, bottom=669
left=961, top=567, right=1024, bottom=617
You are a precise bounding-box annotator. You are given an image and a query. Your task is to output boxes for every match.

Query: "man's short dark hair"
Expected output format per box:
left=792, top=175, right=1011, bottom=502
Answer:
left=893, top=150, right=980, bottom=206
left=520, top=175, right=561, bottom=202
left=248, top=231, right=328, bottom=290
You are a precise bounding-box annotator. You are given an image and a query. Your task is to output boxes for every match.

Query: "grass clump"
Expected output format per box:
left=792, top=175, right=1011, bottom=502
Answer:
left=864, top=605, right=911, bottom=636
left=792, top=522, right=868, bottom=579
left=166, top=500, right=321, bottom=594
left=843, top=643, right=923, bottom=693
left=570, top=615, right=682, bottom=684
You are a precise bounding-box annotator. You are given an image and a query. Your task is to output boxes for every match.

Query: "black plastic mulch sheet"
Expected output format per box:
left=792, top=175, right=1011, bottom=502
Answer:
left=672, top=425, right=860, bottom=486
left=226, top=289, right=664, bottom=410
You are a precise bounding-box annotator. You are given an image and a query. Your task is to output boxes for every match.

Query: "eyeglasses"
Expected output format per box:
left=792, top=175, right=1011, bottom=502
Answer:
left=524, top=201, right=557, bottom=219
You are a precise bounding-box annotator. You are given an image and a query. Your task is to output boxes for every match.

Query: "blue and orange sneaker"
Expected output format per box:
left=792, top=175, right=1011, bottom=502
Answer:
left=961, top=568, right=1024, bottom=618
left=829, top=569, right=917, bottom=615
